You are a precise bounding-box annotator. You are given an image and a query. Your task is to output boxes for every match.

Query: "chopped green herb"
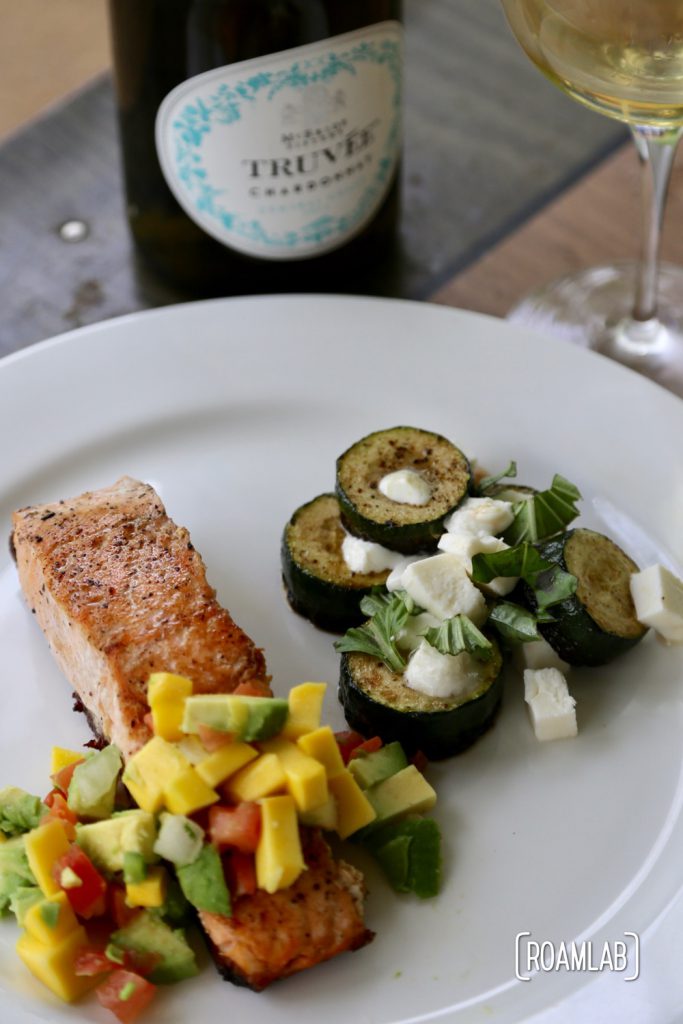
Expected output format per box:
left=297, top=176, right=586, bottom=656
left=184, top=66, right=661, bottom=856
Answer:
left=471, top=543, right=549, bottom=585
left=488, top=602, right=542, bottom=644
left=335, top=591, right=416, bottom=673
left=422, top=615, right=493, bottom=661
left=118, top=981, right=136, bottom=1001
left=105, top=942, right=126, bottom=965
left=476, top=460, right=517, bottom=495
left=504, top=475, right=581, bottom=545
left=533, top=565, right=577, bottom=613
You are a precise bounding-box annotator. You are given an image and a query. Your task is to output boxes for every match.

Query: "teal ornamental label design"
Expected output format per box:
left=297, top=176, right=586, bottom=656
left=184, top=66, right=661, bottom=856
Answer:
left=155, top=22, right=403, bottom=260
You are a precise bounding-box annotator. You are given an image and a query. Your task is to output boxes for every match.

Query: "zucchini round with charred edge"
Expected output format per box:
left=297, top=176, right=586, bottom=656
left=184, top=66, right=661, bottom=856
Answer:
left=524, top=528, right=648, bottom=666
left=281, top=494, right=389, bottom=633
left=338, top=639, right=503, bottom=760
left=336, top=426, right=471, bottom=554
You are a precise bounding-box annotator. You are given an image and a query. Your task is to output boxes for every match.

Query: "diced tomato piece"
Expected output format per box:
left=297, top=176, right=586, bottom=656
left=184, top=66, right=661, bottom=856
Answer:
left=350, top=736, right=383, bottom=758
left=42, top=791, right=79, bottom=840
left=96, top=970, right=156, bottom=1024
left=334, top=730, right=366, bottom=764
left=51, top=759, right=85, bottom=795
left=411, top=750, right=429, bottom=773
left=197, top=723, right=234, bottom=752
left=233, top=679, right=271, bottom=697
left=225, top=851, right=257, bottom=899
left=108, top=884, right=141, bottom=929
left=209, top=803, right=261, bottom=854
left=53, top=845, right=108, bottom=919
left=74, top=948, right=114, bottom=977
left=120, top=950, right=161, bottom=979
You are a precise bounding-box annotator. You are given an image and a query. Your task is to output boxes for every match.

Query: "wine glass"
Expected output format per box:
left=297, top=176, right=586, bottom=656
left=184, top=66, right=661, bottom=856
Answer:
left=500, top=0, right=683, bottom=396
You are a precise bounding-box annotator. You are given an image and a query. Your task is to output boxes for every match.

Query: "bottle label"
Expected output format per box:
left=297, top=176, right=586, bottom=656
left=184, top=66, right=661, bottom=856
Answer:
left=155, top=21, right=402, bottom=260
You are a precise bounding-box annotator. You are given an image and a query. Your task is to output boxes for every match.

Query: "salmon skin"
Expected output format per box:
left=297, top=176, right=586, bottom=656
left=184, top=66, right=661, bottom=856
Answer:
left=11, top=477, right=373, bottom=988
left=11, top=477, right=268, bottom=759
left=201, top=829, right=373, bottom=990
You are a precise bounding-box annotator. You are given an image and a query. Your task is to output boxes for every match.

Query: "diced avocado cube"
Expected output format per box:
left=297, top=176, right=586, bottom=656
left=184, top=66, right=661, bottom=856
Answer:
left=110, top=910, right=199, bottom=984
left=0, top=787, right=45, bottom=838
left=9, top=885, right=43, bottom=925
left=363, top=818, right=442, bottom=899
left=123, top=851, right=148, bottom=885
left=176, top=844, right=231, bottom=917
left=365, top=766, right=436, bottom=827
left=76, top=810, right=157, bottom=873
left=0, top=837, right=36, bottom=913
left=149, top=876, right=191, bottom=926
left=182, top=695, right=288, bottom=742
left=67, top=745, right=122, bottom=820
left=348, top=742, right=408, bottom=789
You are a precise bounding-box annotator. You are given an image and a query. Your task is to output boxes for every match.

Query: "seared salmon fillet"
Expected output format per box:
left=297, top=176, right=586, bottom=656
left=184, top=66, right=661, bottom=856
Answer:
left=11, top=477, right=268, bottom=758
left=201, top=829, right=373, bottom=990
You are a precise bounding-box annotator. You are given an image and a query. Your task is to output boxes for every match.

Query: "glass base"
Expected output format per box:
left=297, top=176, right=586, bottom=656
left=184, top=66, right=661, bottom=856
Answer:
left=507, top=262, right=683, bottom=398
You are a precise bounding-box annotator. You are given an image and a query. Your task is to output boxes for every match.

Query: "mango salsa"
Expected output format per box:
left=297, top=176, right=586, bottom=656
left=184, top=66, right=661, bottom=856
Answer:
left=24, top=820, right=71, bottom=896
left=297, top=725, right=345, bottom=778
left=125, top=865, right=168, bottom=908
left=23, top=891, right=79, bottom=945
left=163, top=767, right=219, bottom=816
left=260, top=737, right=328, bottom=813
left=122, top=737, right=190, bottom=813
left=148, top=673, right=193, bottom=742
left=225, top=753, right=287, bottom=803
left=328, top=770, right=377, bottom=839
left=195, top=741, right=258, bottom=788
left=16, top=926, right=94, bottom=1002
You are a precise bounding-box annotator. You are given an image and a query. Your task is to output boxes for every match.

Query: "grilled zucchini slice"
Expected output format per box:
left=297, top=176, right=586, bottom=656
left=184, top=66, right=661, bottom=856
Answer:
left=281, top=494, right=389, bottom=632
left=335, top=427, right=471, bottom=554
left=338, top=638, right=503, bottom=760
left=525, top=528, right=648, bottom=666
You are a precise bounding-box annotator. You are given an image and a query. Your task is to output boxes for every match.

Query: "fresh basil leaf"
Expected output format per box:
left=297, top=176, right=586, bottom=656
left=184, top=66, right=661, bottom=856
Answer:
left=533, top=566, right=577, bottom=612
left=422, top=615, right=493, bottom=662
left=504, top=475, right=582, bottom=545
left=471, top=543, right=548, bottom=584
left=336, top=591, right=413, bottom=673
left=476, top=460, right=517, bottom=495
left=488, top=602, right=541, bottom=644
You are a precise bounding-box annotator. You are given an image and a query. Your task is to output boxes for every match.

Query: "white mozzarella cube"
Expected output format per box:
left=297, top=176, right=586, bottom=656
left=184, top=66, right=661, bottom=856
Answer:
left=524, top=668, right=577, bottom=742
left=401, top=553, right=488, bottom=625
left=437, top=532, right=518, bottom=597
left=514, top=637, right=570, bottom=674
left=630, top=564, right=683, bottom=643
left=444, top=497, right=514, bottom=538
left=378, top=469, right=432, bottom=506
left=341, top=534, right=402, bottom=574
left=386, top=556, right=425, bottom=592
left=396, top=612, right=442, bottom=654
left=404, top=640, right=482, bottom=699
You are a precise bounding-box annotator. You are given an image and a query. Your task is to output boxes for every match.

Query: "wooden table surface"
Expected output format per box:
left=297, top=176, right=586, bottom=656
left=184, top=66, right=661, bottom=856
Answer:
left=2, top=0, right=682, bottom=380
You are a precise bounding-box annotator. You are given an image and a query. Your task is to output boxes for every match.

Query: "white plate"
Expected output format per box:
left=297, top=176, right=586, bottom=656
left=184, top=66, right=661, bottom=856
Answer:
left=1, top=295, right=682, bottom=1024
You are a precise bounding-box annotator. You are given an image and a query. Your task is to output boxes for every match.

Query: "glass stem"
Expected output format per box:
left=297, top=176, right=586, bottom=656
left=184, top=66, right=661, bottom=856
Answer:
left=631, top=125, right=682, bottom=323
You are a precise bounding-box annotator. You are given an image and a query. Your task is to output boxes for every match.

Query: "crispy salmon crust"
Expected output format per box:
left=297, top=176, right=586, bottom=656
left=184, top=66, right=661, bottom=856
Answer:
left=11, top=477, right=268, bottom=758
left=201, top=830, right=374, bottom=990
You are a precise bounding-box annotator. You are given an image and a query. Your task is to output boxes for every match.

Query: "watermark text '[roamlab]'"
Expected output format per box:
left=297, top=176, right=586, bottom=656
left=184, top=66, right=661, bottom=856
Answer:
left=515, top=932, right=640, bottom=982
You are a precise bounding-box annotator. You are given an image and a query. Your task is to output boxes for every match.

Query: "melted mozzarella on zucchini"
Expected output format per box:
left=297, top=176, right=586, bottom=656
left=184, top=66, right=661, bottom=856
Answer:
left=405, top=640, right=484, bottom=699
left=341, top=534, right=404, bottom=574
left=378, top=469, right=432, bottom=506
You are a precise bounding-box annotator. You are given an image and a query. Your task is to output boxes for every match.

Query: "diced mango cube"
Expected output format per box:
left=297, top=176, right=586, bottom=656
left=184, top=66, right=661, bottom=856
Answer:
left=225, top=753, right=287, bottom=803
left=125, top=865, right=168, bottom=908
left=261, top=737, right=327, bottom=813
left=195, top=741, right=258, bottom=787
left=328, top=771, right=377, bottom=839
left=148, top=673, right=193, bottom=741
left=50, top=747, right=84, bottom=775
left=24, top=821, right=71, bottom=896
left=163, top=767, right=219, bottom=816
left=16, top=925, right=94, bottom=1002
left=122, top=737, right=189, bottom=813
left=297, top=726, right=345, bottom=778
left=281, top=682, right=327, bottom=740
left=299, top=793, right=338, bottom=830
left=24, top=892, right=80, bottom=945
left=147, top=672, right=193, bottom=704
left=256, top=795, right=305, bottom=893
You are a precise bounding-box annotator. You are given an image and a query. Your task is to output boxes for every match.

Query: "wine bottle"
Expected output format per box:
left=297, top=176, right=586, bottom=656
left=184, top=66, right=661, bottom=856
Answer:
left=108, top=0, right=403, bottom=293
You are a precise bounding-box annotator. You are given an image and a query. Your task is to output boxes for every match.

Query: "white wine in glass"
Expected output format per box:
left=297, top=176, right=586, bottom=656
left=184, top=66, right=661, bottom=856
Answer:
left=500, top=0, right=683, bottom=395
